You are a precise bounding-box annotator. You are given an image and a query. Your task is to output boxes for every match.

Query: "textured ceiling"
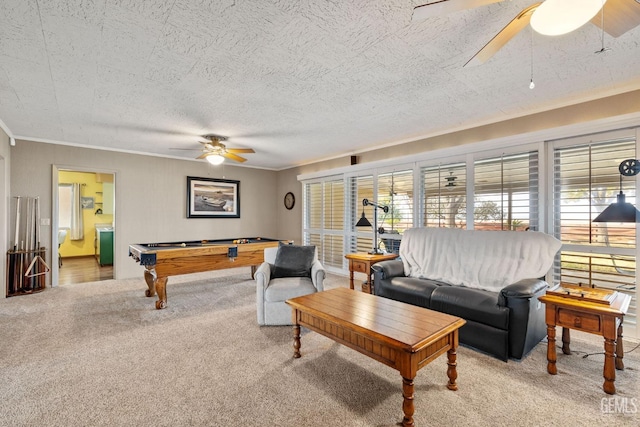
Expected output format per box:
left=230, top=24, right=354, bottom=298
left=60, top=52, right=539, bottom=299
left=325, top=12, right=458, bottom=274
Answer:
left=1, top=0, right=639, bottom=170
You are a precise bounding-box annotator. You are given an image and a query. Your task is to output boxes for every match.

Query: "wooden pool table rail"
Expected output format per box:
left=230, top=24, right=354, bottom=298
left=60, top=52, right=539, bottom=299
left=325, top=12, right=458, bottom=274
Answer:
left=129, top=239, right=284, bottom=309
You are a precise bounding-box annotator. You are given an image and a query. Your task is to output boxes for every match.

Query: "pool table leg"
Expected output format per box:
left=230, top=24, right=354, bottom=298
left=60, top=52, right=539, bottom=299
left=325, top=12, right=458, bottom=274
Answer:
left=144, top=268, right=168, bottom=309
left=154, top=276, right=168, bottom=310
left=144, top=269, right=156, bottom=297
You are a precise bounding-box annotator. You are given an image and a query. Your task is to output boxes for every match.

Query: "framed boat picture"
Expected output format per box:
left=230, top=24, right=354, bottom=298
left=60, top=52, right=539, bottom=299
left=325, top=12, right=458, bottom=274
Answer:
left=187, top=176, right=240, bottom=218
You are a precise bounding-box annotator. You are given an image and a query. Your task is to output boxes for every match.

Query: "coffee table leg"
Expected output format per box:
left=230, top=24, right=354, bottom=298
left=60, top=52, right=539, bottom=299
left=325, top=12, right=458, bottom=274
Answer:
left=615, top=323, right=624, bottom=371
left=446, top=347, right=458, bottom=391
left=547, top=324, right=557, bottom=375
left=401, top=376, right=415, bottom=427
left=293, top=325, right=301, bottom=359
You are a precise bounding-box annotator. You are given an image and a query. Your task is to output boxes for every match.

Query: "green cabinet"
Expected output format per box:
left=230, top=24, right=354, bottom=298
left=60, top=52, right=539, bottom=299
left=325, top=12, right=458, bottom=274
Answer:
left=96, top=228, right=113, bottom=266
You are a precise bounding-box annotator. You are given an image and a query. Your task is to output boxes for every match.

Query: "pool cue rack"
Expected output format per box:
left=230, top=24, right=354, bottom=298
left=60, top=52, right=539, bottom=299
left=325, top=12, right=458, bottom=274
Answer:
left=6, top=196, right=50, bottom=297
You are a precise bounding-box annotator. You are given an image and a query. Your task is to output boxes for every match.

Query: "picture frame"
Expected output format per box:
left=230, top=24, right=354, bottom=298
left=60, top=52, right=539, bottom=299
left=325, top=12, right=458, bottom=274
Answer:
left=187, top=176, right=240, bottom=218
left=81, top=197, right=94, bottom=209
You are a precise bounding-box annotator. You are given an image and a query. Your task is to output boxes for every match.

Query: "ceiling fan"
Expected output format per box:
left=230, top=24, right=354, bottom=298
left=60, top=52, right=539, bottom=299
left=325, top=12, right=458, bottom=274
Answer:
left=171, top=135, right=255, bottom=165
left=412, top=0, right=640, bottom=67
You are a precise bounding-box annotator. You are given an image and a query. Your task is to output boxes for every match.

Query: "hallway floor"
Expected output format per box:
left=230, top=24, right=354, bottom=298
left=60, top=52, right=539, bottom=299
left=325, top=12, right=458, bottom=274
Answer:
left=58, top=256, right=113, bottom=285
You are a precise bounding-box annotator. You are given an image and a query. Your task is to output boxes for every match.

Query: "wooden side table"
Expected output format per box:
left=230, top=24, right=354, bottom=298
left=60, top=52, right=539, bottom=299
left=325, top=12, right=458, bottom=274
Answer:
left=344, top=252, right=399, bottom=293
left=539, top=285, right=631, bottom=395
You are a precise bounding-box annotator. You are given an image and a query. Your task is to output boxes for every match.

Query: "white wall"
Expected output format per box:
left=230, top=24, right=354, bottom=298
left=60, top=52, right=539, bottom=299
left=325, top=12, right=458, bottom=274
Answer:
left=276, top=167, right=303, bottom=244
left=9, top=140, right=279, bottom=281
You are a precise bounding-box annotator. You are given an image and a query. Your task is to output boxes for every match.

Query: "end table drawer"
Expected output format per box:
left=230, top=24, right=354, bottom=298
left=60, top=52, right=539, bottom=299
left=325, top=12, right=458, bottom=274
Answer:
left=351, top=260, right=369, bottom=273
left=558, top=308, right=601, bottom=332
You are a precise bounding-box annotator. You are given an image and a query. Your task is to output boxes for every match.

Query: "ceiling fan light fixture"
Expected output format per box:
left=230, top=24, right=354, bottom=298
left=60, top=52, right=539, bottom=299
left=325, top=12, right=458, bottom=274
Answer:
left=205, top=154, right=225, bottom=165
left=531, top=0, right=606, bottom=36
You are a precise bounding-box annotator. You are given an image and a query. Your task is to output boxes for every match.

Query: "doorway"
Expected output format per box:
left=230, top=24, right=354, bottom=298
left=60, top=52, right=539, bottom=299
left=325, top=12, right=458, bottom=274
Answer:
left=53, top=168, right=115, bottom=286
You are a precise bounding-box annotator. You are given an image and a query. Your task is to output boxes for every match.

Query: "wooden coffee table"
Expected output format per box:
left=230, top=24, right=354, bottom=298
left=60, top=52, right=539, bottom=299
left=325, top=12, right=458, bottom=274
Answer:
left=539, top=284, right=632, bottom=395
left=286, top=287, right=466, bottom=427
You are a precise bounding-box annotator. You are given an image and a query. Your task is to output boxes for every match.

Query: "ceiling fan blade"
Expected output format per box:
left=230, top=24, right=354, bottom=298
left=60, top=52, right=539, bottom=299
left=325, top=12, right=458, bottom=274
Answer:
left=412, top=0, right=505, bottom=21
left=196, top=153, right=210, bottom=160
left=222, top=152, right=248, bottom=163
left=591, top=0, right=640, bottom=38
left=225, top=148, right=255, bottom=154
left=464, top=3, right=541, bottom=67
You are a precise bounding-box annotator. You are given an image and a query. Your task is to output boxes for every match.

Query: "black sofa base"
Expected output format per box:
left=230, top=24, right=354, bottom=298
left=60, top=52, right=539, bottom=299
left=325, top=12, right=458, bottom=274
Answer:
left=372, top=260, right=548, bottom=361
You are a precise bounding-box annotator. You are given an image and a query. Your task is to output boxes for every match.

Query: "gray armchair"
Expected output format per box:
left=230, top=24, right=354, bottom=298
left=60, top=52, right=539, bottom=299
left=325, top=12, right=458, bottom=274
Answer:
left=255, top=246, right=325, bottom=326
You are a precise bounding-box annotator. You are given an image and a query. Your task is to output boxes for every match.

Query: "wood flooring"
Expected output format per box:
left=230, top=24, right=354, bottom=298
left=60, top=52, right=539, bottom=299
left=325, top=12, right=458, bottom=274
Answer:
left=58, top=256, right=113, bottom=285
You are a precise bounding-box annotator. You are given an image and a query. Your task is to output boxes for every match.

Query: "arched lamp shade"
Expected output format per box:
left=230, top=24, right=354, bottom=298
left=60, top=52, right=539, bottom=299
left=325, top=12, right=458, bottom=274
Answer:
left=206, top=154, right=225, bottom=165
left=531, top=0, right=606, bottom=36
left=593, top=192, right=640, bottom=223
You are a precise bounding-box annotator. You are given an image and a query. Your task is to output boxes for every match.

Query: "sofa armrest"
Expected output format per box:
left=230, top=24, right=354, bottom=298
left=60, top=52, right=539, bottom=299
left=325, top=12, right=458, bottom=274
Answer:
left=499, top=278, right=548, bottom=306
left=310, top=260, right=326, bottom=292
left=372, top=259, right=405, bottom=283
left=500, top=278, right=549, bottom=359
left=255, top=262, right=272, bottom=291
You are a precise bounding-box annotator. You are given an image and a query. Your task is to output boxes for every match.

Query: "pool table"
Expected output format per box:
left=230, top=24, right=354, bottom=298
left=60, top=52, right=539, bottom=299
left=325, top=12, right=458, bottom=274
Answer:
left=129, top=237, right=286, bottom=309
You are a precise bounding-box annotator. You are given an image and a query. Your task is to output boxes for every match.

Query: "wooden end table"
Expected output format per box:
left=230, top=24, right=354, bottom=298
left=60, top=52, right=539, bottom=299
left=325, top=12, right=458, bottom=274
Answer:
left=286, top=288, right=465, bottom=427
left=539, top=285, right=631, bottom=395
left=345, top=252, right=399, bottom=293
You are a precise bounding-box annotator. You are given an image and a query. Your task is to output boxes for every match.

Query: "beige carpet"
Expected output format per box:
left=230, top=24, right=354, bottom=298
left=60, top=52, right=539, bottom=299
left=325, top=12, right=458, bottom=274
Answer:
left=1, top=269, right=638, bottom=426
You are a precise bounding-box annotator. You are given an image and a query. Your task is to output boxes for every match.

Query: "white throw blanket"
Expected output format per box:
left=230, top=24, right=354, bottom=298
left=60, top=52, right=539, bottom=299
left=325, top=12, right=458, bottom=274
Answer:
left=399, top=228, right=562, bottom=292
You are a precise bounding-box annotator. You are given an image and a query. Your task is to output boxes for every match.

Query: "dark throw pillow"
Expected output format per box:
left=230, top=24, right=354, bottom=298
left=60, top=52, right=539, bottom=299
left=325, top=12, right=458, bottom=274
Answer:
left=272, top=244, right=315, bottom=279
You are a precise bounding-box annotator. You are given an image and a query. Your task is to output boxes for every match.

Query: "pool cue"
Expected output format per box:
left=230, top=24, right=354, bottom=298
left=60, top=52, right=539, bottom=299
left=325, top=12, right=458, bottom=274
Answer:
left=35, top=196, right=44, bottom=289
left=14, top=197, right=22, bottom=294
left=8, top=197, right=21, bottom=295
left=31, top=197, right=39, bottom=289
left=24, top=197, right=32, bottom=291
left=27, top=197, right=36, bottom=291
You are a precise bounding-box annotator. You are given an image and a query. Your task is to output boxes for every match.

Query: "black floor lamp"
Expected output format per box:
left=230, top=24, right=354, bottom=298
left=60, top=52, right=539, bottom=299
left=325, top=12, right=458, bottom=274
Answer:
left=593, top=159, right=640, bottom=223
left=356, top=198, right=389, bottom=254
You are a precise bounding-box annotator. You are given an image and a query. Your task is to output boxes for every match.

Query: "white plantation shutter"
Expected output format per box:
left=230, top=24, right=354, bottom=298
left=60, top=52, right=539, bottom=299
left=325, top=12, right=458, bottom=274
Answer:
left=323, top=179, right=344, bottom=268
left=303, top=181, right=322, bottom=258
left=553, top=139, right=637, bottom=330
left=349, top=175, right=374, bottom=253
left=300, top=130, right=637, bottom=339
left=474, top=151, right=539, bottom=231
left=377, top=170, right=413, bottom=253
left=421, top=162, right=467, bottom=228
left=303, top=178, right=345, bottom=269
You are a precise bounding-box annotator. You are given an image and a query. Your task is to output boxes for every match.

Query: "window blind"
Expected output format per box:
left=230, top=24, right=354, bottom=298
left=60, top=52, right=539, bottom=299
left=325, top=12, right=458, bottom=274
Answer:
left=303, top=179, right=345, bottom=269
left=474, top=151, right=539, bottom=231
left=553, top=139, right=637, bottom=329
left=377, top=170, right=413, bottom=253
left=349, top=175, right=374, bottom=253
left=421, top=162, right=466, bottom=228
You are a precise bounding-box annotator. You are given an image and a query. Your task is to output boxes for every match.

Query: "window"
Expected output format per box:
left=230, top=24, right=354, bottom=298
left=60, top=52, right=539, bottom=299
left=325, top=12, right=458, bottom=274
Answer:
left=58, top=184, right=72, bottom=229
left=299, top=127, right=638, bottom=339
left=303, top=178, right=345, bottom=270
left=303, top=181, right=322, bottom=261
left=474, top=151, right=539, bottom=231
left=421, top=162, right=466, bottom=228
left=553, top=138, right=637, bottom=329
left=349, top=175, right=374, bottom=253
left=377, top=170, right=413, bottom=253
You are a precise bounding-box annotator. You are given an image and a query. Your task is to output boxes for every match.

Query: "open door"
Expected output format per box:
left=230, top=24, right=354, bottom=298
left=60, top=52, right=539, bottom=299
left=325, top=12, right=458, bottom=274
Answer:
left=53, top=167, right=115, bottom=286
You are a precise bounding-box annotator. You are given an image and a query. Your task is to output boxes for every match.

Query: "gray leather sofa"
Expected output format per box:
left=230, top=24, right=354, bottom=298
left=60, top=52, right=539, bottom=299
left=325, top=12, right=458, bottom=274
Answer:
left=371, top=227, right=562, bottom=361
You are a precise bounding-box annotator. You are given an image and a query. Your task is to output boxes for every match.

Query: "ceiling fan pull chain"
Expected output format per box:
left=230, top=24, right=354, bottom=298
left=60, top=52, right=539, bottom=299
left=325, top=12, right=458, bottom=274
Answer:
left=595, top=2, right=611, bottom=54
left=529, top=26, right=535, bottom=90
